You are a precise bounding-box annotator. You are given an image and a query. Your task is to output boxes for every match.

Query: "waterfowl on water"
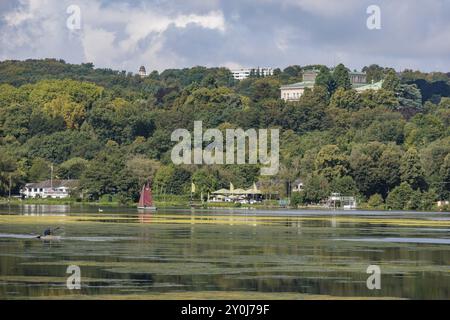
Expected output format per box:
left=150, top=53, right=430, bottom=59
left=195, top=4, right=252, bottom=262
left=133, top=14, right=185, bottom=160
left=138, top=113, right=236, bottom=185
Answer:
left=36, top=227, right=62, bottom=240
left=36, top=235, right=61, bottom=240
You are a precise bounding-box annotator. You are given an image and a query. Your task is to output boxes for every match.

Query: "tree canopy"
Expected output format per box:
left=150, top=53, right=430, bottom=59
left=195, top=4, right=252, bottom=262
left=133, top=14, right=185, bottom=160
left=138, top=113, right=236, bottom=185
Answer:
left=0, top=59, right=449, bottom=208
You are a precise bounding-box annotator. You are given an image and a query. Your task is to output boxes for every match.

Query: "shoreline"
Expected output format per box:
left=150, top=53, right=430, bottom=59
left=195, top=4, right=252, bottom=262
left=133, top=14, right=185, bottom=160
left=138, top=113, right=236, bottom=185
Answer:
left=0, top=198, right=448, bottom=213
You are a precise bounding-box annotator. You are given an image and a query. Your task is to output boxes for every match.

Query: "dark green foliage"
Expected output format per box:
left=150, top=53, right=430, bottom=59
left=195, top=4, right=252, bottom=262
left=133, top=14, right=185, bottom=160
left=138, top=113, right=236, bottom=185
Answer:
left=367, top=194, right=384, bottom=209
left=439, top=154, right=450, bottom=199
left=80, top=144, right=139, bottom=201
left=0, top=59, right=448, bottom=207
left=0, top=151, right=20, bottom=196
left=382, top=69, right=401, bottom=92
left=290, top=191, right=304, bottom=207
left=397, top=84, right=423, bottom=113
left=333, top=64, right=352, bottom=90
left=301, top=174, right=330, bottom=204
left=406, top=78, right=450, bottom=103
left=386, top=182, right=415, bottom=210
left=56, top=157, right=88, bottom=180
left=315, top=66, right=336, bottom=94
left=400, top=148, right=427, bottom=191
left=26, top=130, right=102, bottom=163
left=362, top=64, right=386, bottom=83
left=283, top=86, right=331, bottom=134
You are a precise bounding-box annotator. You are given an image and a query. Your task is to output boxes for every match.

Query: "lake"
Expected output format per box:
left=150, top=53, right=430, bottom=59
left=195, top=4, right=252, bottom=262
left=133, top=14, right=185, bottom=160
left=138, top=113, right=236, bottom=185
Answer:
left=0, top=204, right=449, bottom=299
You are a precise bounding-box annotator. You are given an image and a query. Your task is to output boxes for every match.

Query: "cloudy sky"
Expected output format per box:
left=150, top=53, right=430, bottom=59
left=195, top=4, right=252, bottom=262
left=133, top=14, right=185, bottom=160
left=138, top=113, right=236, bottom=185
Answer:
left=1, top=0, right=449, bottom=73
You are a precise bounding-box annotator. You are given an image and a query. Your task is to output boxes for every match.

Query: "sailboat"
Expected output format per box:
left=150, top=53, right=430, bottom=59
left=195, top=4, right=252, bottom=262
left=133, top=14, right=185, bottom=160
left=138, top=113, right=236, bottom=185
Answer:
left=137, top=181, right=157, bottom=211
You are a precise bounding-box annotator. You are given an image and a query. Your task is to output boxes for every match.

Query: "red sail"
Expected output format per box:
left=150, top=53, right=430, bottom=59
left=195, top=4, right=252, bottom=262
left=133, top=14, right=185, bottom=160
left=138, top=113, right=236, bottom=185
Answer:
left=138, top=183, right=153, bottom=207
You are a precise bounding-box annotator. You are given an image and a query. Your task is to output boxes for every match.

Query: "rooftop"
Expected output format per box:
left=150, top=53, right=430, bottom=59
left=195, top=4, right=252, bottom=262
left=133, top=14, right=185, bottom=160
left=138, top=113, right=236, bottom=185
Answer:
left=25, top=180, right=80, bottom=189
left=280, top=81, right=315, bottom=90
left=354, top=80, right=384, bottom=92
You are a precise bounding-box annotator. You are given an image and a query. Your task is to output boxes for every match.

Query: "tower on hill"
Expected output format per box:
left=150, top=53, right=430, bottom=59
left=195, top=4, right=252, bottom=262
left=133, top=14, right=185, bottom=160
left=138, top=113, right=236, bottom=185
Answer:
left=139, top=66, right=147, bottom=78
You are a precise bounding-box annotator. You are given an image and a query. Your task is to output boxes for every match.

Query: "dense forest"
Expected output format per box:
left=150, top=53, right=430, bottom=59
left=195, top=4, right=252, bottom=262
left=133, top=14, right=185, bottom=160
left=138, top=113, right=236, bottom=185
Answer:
left=0, top=59, right=449, bottom=210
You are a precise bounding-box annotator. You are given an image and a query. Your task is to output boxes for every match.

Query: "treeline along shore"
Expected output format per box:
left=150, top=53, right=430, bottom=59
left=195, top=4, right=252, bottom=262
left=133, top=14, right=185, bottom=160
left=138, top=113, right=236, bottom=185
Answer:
left=0, top=59, right=449, bottom=211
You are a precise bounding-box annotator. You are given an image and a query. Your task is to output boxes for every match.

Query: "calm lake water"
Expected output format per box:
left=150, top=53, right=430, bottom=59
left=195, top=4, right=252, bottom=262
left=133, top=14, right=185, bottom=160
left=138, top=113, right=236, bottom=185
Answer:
left=0, top=204, right=449, bottom=299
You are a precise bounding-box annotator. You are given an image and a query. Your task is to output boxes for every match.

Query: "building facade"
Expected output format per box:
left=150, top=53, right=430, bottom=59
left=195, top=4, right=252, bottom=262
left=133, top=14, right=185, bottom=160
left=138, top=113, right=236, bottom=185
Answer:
left=231, top=67, right=273, bottom=80
left=280, top=81, right=315, bottom=102
left=280, top=69, right=378, bottom=102
left=21, top=180, right=79, bottom=199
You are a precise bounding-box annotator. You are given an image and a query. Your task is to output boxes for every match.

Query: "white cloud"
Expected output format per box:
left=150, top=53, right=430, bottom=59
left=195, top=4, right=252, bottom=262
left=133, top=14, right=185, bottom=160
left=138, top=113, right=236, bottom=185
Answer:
left=0, top=0, right=449, bottom=72
left=0, top=0, right=226, bottom=71
left=278, top=0, right=362, bottom=16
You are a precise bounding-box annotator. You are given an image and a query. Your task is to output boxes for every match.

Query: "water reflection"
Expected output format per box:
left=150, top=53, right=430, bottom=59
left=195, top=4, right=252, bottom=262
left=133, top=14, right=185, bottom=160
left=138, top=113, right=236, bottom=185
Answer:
left=138, top=213, right=152, bottom=224
left=21, top=204, right=71, bottom=215
left=0, top=205, right=449, bottom=299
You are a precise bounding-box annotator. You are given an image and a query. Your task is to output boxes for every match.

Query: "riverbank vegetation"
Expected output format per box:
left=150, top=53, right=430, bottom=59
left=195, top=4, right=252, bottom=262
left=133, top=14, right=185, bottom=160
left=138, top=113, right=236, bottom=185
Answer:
left=0, top=59, right=449, bottom=211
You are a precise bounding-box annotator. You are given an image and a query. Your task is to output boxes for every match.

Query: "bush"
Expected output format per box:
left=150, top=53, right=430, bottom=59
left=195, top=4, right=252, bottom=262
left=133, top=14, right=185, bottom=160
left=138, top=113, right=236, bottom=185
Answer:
left=386, top=183, right=415, bottom=210
left=290, top=192, right=304, bottom=207
left=367, top=194, right=384, bottom=209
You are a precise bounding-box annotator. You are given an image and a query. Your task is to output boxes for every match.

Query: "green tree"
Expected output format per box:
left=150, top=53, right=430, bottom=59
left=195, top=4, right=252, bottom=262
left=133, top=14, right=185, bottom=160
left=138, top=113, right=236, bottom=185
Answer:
left=378, top=144, right=403, bottom=195
left=315, top=66, right=336, bottom=94
left=80, top=145, right=138, bottom=201
left=43, top=95, right=85, bottom=129
left=283, top=86, right=331, bottom=134
left=362, top=64, right=385, bottom=83
left=28, top=158, right=51, bottom=182
left=330, top=88, right=362, bottom=110
left=56, top=157, right=88, bottom=180
left=333, top=64, right=351, bottom=90
left=315, top=145, right=348, bottom=181
left=404, top=113, right=444, bottom=147
left=367, top=194, right=384, bottom=209
left=126, top=156, right=161, bottom=186
left=360, top=89, right=399, bottom=110
left=349, top=142, right=386, bottom=197
left=386, top=182, right=415, bottom=210
left=153, top=165, right=175, bottom=195
left=0, top=152, right=18, bottom=196
left=302, top=174, right=330, bottom=204
left=400, top=148, right=427, bottom=190
left=330, top=176, right=358, bottom=195
left=419, top=189, right=438, bottom=211
left=0, top=103, right=32, bottom=140
left=439, top=154, right=450, bottom=199
left=382, top=69, right=400, bottom=92
left=397, top=84, right=423, bottom=113
left=290, top=192, right=304, bottom=207
left=192, top=169, right=219, bottom=196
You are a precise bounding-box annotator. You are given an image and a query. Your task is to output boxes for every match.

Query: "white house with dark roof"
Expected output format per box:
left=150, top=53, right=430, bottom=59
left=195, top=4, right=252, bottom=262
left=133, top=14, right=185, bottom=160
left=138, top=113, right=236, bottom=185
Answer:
left=21, top=180, right=79, bottom=199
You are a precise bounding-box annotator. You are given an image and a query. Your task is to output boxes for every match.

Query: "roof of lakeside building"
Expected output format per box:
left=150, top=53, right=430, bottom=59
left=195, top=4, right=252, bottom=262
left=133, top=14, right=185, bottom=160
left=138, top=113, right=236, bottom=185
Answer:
left=25, top=180, right=80, bottom=189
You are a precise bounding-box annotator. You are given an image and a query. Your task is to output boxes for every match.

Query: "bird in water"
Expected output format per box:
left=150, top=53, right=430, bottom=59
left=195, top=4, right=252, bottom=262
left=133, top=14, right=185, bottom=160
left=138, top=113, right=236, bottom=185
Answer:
left=36, top=227, right=61, bottom=239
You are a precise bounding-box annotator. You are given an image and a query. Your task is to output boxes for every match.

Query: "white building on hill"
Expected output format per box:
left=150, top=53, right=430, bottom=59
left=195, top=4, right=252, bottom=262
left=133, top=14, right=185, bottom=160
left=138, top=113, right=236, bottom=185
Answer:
left=231, top=67, right=273, bottom=80
left=280, top=69, right=381, bottom=102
